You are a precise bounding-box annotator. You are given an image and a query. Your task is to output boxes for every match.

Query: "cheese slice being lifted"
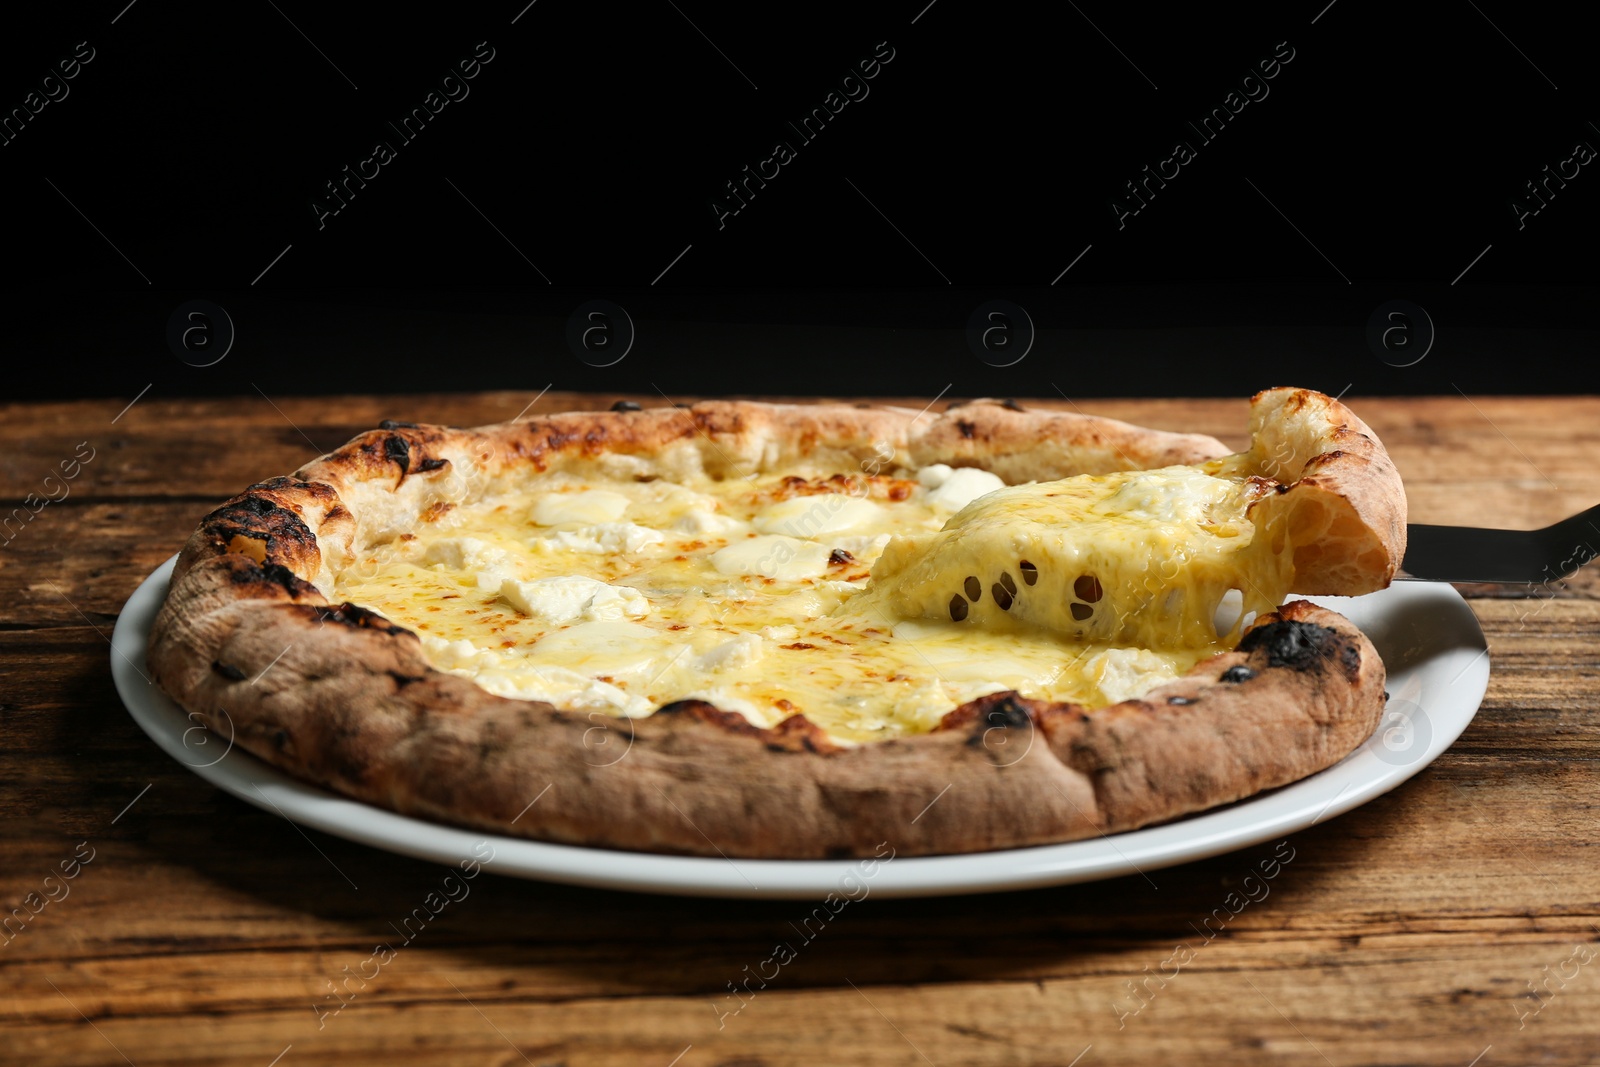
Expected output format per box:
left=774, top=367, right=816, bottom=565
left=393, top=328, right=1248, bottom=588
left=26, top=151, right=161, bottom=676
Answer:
left=850, top=464, right=1293, bottom=650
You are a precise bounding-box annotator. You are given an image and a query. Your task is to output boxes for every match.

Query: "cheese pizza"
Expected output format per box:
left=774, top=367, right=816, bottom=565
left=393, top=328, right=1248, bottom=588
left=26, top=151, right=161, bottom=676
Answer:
left=147, top=388, right=1404, bottom=857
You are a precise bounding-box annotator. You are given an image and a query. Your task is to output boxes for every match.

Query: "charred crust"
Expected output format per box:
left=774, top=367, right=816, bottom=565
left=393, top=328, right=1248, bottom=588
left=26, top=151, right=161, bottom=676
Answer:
left=1220, top=665, right=1257, bottom=683
left=416, top=457, right=450, bottom=474
left=655, top=700, right=839, bottom=752
left=258, top=563, right=318, bottom=598
left=378, top=420, right=419, bottom=430
left=217, top=556, right=319, bottom=600
left=388, top=670, right=427, bottom=688
left=828, top=548, right=856, bottom=565
left=610, top=400, right=643, bottom=412
left=211, top=660, right=247, bottom=681
left=204, top=490, right=326, bottom=571
left=936, top=691, right=1036, bottom=738
left=384, top=434, right=411, bottom=477
left=307, top=602, right=415, bottom=638
left=1000, top=398, right=1024, bottom=412
left=981, top=693, right=1033, bottom=730
left=957, top=419, right=977, bottom=439
left=1238, top=619, right=1346, bottom=673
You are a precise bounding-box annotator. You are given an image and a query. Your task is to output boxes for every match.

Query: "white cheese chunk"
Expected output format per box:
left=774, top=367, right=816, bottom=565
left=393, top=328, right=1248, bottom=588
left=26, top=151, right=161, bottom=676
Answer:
left=423, top=537, right=509, bottom=571
left=419, top=633, right=486, bottom=670
left=674, top=507, right=750, bottom=537
left=470, top=664, right=653, bottom=716
left=497, top=575, right=650, bottom=624
left=710, top=535, right=832, bottom=580
left=1086, top=647, right=1180, bottom=704
left=534, top=522, right=666, bottom=555
left=753, top=494, right=889, bottom=538
left=695, top=632, right=765, bottom=672
left=924, top=467, right=1006, bottom=511
left=531, top=489, right=632, bottom=526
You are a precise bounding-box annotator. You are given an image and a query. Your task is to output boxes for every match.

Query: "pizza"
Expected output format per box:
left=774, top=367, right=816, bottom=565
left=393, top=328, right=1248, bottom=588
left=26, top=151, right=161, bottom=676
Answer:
left=146, top=388, right=1405, bottom=858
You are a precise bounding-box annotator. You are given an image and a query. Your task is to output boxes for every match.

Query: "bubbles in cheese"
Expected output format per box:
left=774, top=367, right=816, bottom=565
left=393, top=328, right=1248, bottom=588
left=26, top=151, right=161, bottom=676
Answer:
left=753, top=494, right=888, bottom=538
left=534, top=522, right=666, bottom=555
left=497, top=575, right=650, bottom=624
left=532, top=489, right=632, bottom=526
left=710, top=535, right=832, bottom=580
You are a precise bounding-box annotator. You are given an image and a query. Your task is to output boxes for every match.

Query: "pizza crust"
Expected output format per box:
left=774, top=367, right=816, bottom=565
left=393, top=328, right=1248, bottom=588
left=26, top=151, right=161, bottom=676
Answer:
left=146, top=393, right=1401, bottom=858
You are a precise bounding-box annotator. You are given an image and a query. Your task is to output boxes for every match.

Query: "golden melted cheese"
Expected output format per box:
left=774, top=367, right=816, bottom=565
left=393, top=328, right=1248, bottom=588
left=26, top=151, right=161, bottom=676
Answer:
left=330, top=461, right=1291, bottom=744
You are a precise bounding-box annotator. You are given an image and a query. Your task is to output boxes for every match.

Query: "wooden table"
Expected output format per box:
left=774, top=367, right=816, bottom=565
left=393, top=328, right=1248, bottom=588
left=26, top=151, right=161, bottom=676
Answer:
left=5, top=392, right=1599, bottom=1066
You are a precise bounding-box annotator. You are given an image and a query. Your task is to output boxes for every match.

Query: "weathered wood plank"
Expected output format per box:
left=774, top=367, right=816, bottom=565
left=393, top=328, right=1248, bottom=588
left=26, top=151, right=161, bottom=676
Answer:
left=4, top=394, right=1600, bottom=1066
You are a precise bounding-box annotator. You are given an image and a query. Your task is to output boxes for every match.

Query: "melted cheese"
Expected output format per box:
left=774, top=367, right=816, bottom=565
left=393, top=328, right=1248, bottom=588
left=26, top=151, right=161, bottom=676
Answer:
left=852, top=466, right=1290, bottom=650
left=332, top=463, right=1287, bottom=743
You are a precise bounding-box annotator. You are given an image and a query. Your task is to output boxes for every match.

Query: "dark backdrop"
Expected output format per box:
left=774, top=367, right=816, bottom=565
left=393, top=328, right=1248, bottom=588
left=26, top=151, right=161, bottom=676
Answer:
left=2, top=1, right=1595, bottom=401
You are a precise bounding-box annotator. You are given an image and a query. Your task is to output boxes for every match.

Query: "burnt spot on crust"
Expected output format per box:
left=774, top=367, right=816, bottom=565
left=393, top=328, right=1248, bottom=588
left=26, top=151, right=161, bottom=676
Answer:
left=384, top=434, right=411, bottom=476
left=416, top=457, right=450, bottom=474
left=1000, top=398, right=1024, bottom=412
left=829, top=548, right=857, bottom=565
left=654, top=700, right=840, bottom=753
left=378, top=419, right=420, bottom=430
left=980, top=694, right=1033, bottom=730
left=211, top=660, right=247, bottom=681
left=1237, top=619, right=1354, bottom=676
left=256, top=563, right=318, bottom=598
left=957, top=419, right=977, bottom=439
left=206, top=491, right=324, bottom=571
left=1220, top=664, right=1257, bottom=683
left=387, top=670, right=427, bottom=688
left=610, top=400, right=643, bottom=412
left=307, top=602, right=416, bottom=639
left=934, top=691, right=1038, bottom=746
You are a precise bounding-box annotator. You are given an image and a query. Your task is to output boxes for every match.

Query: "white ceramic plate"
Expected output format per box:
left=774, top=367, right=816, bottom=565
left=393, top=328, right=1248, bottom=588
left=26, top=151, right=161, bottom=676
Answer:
left=113, top=556, right=1487, bottom=899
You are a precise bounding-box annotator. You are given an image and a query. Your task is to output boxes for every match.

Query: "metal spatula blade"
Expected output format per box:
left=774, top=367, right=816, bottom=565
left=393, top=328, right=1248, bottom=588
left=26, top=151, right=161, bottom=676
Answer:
left=1402, top=505, right=1600, bottom=583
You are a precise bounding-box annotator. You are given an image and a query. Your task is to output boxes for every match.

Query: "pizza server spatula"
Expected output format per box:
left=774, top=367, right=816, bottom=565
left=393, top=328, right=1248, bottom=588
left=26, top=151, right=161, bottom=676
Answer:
left=1401, top=506, right=1600, bottom=583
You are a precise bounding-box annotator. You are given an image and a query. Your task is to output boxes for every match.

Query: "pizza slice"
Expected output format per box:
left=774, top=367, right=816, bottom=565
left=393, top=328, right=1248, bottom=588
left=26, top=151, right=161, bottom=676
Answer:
left=147, top=388, right=1404, bottom=858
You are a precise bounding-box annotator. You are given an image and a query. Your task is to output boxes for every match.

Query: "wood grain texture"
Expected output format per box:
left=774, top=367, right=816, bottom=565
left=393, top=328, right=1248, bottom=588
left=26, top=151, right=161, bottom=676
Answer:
left=3, top=392, right=1599, bottom=1067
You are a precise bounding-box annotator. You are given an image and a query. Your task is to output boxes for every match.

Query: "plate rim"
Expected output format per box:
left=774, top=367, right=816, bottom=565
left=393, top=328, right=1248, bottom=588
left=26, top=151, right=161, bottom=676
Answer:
left=113, top=555, right=1489, bottom=899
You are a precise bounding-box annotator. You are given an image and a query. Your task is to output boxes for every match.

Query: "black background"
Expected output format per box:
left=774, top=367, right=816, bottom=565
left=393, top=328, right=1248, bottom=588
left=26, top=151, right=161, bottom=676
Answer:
left=2, top=1, right=1595, bottom=402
